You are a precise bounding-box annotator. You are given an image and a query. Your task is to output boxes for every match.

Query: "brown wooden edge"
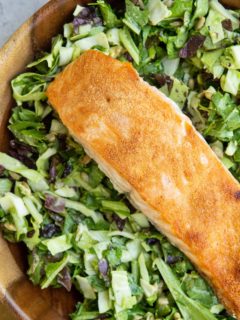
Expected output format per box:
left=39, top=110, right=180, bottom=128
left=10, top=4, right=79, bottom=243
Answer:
left=0, top=0, right=239, bottom=319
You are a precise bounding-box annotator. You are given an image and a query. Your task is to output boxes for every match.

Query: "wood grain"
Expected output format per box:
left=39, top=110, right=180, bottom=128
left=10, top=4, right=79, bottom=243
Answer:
left=0, top=0, right=239, bottom=319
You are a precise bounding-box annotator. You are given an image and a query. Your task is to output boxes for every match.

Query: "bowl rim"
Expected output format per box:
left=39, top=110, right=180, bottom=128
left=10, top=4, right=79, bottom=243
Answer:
left=0, top=1, right=83, bottom=319
left=0, top=0, right=239, bottom=319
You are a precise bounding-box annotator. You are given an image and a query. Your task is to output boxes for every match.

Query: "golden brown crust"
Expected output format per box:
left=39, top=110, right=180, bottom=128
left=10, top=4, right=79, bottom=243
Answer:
left=47, top=50, right=240, bottom=318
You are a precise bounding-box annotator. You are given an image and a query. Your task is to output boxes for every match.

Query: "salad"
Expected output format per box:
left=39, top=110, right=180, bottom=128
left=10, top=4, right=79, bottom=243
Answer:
left=0, top=0, right=240, bottom=319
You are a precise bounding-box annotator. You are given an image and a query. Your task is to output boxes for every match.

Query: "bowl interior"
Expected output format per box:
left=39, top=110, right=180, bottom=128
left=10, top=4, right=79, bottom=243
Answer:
left=0, top=0, right=239, bottom=319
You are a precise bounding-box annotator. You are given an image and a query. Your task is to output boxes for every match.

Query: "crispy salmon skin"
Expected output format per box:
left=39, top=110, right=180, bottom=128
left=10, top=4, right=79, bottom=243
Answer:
left=47, top=50, right=240, bottom=318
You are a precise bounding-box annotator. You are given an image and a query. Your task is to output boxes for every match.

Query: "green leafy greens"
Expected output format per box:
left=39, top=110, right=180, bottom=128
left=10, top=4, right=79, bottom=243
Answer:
left=0, top=0, right=239, bottom=319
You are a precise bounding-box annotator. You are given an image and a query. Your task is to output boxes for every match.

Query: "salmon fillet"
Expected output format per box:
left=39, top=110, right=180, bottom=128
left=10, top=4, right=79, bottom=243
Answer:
left=47, top=50, right=240, bottom=318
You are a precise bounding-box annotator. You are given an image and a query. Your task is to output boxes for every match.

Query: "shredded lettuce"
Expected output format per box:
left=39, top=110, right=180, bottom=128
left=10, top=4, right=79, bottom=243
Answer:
left=11, top=73, right=48, bottom=103
left=119, top=27, right=140, bottom=64
left=148, top=0, right=171, bottom=25
left=0, top=153, right=48, bottom=190
left=0, top=1, right=239, bottom=320
left=96, top=0, right=121, bottom=28
left=123, top=0, right=148, bottom=34
left=112, top=270, right=137, bottom=312
left=42, top=234, right=73, bottom=256
left=221, top=69, right=240, bottom=95
left=0, top=179, right=12, bottom=196
left=155, top=259, right=218, bottom=320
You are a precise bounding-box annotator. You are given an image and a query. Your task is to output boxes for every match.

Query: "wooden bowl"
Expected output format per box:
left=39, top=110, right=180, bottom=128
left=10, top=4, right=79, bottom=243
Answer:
left=0, top=1, right=90, bottom=319
left=0, top=0, right=239, bottom=319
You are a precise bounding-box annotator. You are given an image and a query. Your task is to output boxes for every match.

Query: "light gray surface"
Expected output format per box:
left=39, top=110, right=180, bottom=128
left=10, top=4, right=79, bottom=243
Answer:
left=0, top=0, right=48, bottom=47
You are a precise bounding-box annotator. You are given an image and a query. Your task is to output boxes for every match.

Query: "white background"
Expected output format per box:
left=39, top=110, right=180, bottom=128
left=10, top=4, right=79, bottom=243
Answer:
left=0, top=0, right=48, bottom=47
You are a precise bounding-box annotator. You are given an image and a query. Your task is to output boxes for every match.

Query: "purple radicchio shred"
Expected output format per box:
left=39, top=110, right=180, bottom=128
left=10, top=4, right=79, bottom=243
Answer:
left=8, top=149, right=36, bottom=169
left=27, top=230, right=35, bottom=238
left=49, top=156, right=60, bottom=183
left=124, top=52, right=134, bottom=62
left=166, top=255, right=183, bottom=265
left=155, top=74, right=174, bottom=92
left=112, top=213, right=126, bottom=231
left=146, top=238, right=159, bottom=245
left=221, top=19, right=233, bottom=31
left=8, top=139, right=37, bottom=169
left=93, top=16, right=103, bottom=25
left=99, top=259, right=109, bottom=277
left=40, top=223, right=61, bottom=238
left=179, top=35, right=206, bottom=59
left=45, top=195, right=65, bottom=213
left=73, top=7, right=102, bottom=33
left=46, top=252, right=64, bottom=262
left=9, top=139, right=36, bottom=157
left=62, top=162, right=73, bottom=178
left=97, top=315, right=111, bottom=320
left=58, top=267, right=72, bottom=292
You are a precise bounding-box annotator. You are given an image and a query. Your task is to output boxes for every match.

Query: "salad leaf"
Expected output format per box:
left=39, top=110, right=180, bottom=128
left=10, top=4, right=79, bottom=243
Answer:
left=181, top=272, right=218, bottom=308
left=75, top=32, right=109, bottom=51
left=98, top=290, right=112, bottom=313
left=221, top=45, right=240, bottom=70
left=221, top=69, right=240, bottom=95
left=36, top=148, right=57, bottom=177
left=0, top=179, right=12, bottom=196
left=0, top=1, right=239, bottom=320
left=0, top=192, right=29, bottom=239
left=155, top=259, right=218, bottom=320
left=123, top=0, right=148, bottom=34
left=0, top=153, right=48, bottom=190
left=11, top=73, right=48, bottom=103
left=169, top=0, right=193, bottom=18
left=147, top=0, right=171, bottom=26
left=119, top=27, right=140, bottom=64
left=75, top=276, right=96, bottom=299
left=112, top=270, right=137, bottom=312
left=42, top=234, right=73, bottom=256
left=41, top=254, right=69, bottom=289
left=96, top=0, right=121, bottom=28
left=192, top=0, right=209, bottom=22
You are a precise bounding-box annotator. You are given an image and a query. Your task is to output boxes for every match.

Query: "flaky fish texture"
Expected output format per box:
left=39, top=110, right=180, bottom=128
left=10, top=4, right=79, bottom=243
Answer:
left=47, top=50, right=240, bottom=318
